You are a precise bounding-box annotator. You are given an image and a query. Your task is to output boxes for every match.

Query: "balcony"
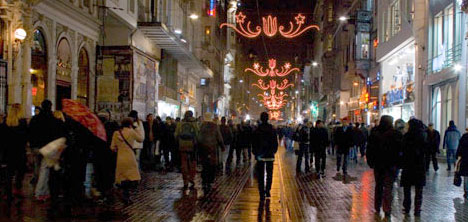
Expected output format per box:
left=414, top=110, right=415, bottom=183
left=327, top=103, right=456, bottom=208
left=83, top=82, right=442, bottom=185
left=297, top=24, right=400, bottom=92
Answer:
left=139, top=22, right=213, bottom=78
left=427, top=43, right=462, bottom=74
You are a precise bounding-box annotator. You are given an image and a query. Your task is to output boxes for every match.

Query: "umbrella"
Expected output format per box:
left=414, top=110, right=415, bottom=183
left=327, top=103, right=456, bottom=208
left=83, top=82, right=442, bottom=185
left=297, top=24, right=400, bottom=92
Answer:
left=61, top=99, right=107, bottom=142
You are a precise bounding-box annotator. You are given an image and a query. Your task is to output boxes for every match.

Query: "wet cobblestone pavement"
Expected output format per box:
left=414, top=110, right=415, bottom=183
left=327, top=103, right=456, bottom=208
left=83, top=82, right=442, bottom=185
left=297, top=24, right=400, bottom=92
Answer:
left=1, top=146, right=468, bottom=221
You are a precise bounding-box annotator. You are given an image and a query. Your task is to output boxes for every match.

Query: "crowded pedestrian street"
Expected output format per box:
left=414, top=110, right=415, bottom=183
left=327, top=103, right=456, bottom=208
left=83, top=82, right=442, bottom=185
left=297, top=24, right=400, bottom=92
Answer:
left=1, top=146, right=467, bottom=222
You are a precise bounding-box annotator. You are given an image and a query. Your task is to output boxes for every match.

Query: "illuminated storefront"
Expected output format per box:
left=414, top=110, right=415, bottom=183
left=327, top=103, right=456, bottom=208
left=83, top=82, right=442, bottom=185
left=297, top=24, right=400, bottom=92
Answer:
left=380, top=43, right=415, bottom=122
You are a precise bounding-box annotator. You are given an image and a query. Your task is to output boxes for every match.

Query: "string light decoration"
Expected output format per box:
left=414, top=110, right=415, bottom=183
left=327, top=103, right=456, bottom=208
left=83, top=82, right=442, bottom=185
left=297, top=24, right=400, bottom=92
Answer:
left=245, top=59, right=300, bottom=77
left=220, top=13, right=320, bottom=38
left=252, top=79, right=294, bottom=91
left=268, top=110, right=283, bottom=121
left=258, top=90, right=288, bottom=110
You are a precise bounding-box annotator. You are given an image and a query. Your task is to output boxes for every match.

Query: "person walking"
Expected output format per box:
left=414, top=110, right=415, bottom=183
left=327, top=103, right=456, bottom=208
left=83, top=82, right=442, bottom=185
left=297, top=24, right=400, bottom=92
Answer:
left=334, top=122, right=351, bottom=177
left=226, top=119, right=240, bottom=167
left=143, top=114, right=157, bottom=170
left=128, top=110, right=145, bottom=168
left=29, top=100, right=66, bottom=202
left=295, top=119, right=311, bottom=173
left=352, top=123, right=365, bottom=161
left=367, top=115, right=403, bottom=219
left=311, top=120, right=329, bottom=177
left=456, top=128, right=468, bottom=199
left=237, top=121, right=253, bottom=163
left=110, top=117, right=144, bottom=204
left=219, top=117, right=233, bottom=171
left=283, top=124, right=294, bottom=151
left=359, top=123, right=369, bottom=158
left=401, top=119, right=427, bottom=217
left=162, top=117, right=176, bottom=171
left=198, top=112, right=225, bottom=194
left=426, top=123, right=440, bottom=172
left=175, top=111, right=199, bottom=190
left=2, top=104, right=28, bottom=203
left=252, top=112, right=278, bottom=201
left=444, top=121, right=462, bottom=171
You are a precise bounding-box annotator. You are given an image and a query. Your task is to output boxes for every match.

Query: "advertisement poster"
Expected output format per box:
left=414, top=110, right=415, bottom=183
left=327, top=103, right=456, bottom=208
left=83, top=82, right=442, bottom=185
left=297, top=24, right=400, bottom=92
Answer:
left=133, top=52, right=156, bottom=117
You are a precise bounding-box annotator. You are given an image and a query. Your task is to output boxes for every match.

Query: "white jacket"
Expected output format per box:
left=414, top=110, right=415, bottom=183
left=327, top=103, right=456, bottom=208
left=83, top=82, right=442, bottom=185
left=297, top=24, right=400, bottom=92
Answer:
left=133, top=120, right=145, bottom=149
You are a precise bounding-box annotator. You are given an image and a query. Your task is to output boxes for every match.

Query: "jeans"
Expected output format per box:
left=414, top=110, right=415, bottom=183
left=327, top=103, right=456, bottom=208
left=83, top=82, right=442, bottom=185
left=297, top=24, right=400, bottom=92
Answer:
left=447, top=149, right=456, bottom=169
left=180, top=152, right=196, bottom=186
left=134, top=149, right=142, bottom=169
left=256, top=161, right=274, bottom=197
left=464, top=177, right=468, bottom=195
left=84, top=163, right=94, bottom=198
left=403, top=186, right=423, bottom=214
left=314, top=148, right=326, bottom=173
left=296, top=143, right=310, bottom=172
left=374, top=167, right=397, bottom=214
left=226, top=145, right=241, bottom=166
left=359, top=143, right=366, bottom=157
left=336, top=151, right=348, bottom=174
left=285, top=138, right=293, bottom=151
left=35, top=158, right=50, bottom=198
left=425, top=151, right=439, bottom=171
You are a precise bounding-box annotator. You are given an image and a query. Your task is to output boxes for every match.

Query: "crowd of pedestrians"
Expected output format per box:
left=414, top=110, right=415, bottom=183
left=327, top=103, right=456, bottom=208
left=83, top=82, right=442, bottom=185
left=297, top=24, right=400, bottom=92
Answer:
left=2, top=98, right=468, bottom=221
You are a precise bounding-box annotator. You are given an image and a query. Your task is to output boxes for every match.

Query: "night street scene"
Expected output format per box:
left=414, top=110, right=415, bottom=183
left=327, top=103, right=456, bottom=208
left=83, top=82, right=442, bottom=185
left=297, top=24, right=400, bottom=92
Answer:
left=2, top=0, right=468, bottom=221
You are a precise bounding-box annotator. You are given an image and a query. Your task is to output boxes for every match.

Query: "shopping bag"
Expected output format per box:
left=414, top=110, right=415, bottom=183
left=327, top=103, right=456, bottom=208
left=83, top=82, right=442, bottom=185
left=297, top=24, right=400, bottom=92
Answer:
left=154, top=140, right=161, bottom=156
left=39, top=137, right=67, bottom=170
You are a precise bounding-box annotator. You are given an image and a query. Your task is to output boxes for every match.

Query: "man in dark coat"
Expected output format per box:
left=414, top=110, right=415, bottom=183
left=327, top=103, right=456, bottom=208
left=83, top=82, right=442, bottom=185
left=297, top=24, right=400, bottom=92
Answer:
left=366, top=115, right=403, bottom=218
left=334, top=122, right=351, bottom=176
left=456, top=128, right=468, bottom=199
left=401, top=119, right=427, bottom=217
left=143, top=114, right=158, bottom=169
left=237, top=121, right=253, bottom=163
left=219, top=117, right=233, bottom=170
left=295, top=119, right=312, bottom=172
left=425, top=123, right=440, bottom=172
left=310, top=120, right=329, bottom=177
left=226, top=119, right=240, bottom=167
left=252, top=112, right=278, bottom=201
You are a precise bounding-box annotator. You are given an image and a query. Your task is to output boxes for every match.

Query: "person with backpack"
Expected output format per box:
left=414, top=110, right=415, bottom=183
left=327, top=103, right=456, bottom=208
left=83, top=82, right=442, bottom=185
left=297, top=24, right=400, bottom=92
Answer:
left=175, top=111, right=199, bottom=190
left=198, top=112, right=225, bottom=194
left=252, top=112, right=278, bottom=200
left=444, top=120, right=462, bottom=171
left=295, top=119, right=312, bottom=173
left=366, top=115, right=403, bottom=219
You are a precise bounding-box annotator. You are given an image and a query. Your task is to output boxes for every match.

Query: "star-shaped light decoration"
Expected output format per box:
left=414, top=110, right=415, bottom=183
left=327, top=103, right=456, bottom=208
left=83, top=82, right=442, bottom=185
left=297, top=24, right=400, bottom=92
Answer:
left=253, top=63, right=260, bottom=69
left=295, top=14, right=306, bottom=25
left=284, top=63, right=291, bottom=69
left=236, top=12, right=246, bottom=24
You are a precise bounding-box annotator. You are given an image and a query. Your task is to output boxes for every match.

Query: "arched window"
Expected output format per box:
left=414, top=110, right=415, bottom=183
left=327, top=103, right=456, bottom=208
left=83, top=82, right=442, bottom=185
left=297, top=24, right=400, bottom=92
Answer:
left=31, top=29, right=48, bottom=108
left=56, top=38, right=72, bottom=110
left=446, top=86, right=453, bottom=126
left=432, top=87, right=442, bottom=132
left=78, top=48, right=89, bottom=105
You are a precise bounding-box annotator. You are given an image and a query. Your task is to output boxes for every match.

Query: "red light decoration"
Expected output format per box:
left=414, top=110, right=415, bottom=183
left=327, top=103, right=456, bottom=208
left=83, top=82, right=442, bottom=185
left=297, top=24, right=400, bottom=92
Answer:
left=220, top=13, right=320, bottom=38
left=268, top=110, right=283, bottom=121
left=245, top=59, right=300, bottom=77
left=32, top=87, right=37, bottom=96
left=258, top=90, right=288, bottom=110
left=252, top=79, right=294, bottom=91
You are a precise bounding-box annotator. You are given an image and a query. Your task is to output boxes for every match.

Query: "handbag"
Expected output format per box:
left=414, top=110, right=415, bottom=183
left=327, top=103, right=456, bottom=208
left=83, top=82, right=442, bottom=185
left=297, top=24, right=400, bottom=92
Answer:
left=454, top=157, right=462, bottom=187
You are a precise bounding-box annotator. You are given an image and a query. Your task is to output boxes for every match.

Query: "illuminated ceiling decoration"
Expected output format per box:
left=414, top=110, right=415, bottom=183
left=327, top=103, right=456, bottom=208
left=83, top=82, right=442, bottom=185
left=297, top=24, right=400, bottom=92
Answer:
left=258, top=90, right=288, bottom=110
left=252, top=79, right=294, bottom=91
left=220, top=13, right=320, bottom=38
left=245, top=59, right=300, bottom=77
left=268, top=110, right=283, bottom=121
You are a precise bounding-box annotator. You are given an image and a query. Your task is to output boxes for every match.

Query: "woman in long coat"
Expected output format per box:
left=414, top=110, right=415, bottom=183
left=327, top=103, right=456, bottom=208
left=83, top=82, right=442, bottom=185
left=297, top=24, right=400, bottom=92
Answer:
left=400, top=119, right=427, bottom=217
left=111, top=117, right=144, bottom=204
left=457, top=128, right=468, bottom=199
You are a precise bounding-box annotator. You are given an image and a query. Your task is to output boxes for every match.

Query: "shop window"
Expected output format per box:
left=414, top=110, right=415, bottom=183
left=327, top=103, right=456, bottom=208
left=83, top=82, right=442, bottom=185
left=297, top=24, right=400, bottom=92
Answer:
left=31, top=29, right=48, bottom=108
left=446, top=86, right=453, bottom=126
left=356, top=32, right=370, bottom=59
left=78, top=48, right=89, bottom=106
left=56, top=38, right=72, bottom=110
left=432, top=87, right=442, bottom=132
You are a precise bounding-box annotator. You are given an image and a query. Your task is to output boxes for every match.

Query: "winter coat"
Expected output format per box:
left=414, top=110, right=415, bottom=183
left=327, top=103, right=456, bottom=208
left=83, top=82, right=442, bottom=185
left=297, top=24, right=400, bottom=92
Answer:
left=310, top=127, right=329, bottom=151
left=143, top=121, right=159, bottom=143
left=252, top=122, right=278, bottom=161
left=352, top=127, right=366, bottom=146
left=426, top=129, right=441, bottom=153
left=334, top=126, right=352, bottom=154
left=456, top=133, right=468, bottom=176
left=283, top=127, right=293, bottom=139
left=294, top=124, right=311, bottom=144
left=132, top=120, right=145, bottom=149
left=237, top=124, right=252, bottom=148
left=29, top=111, right=66, bottom=149
left=161, top=122, right=176, bottom=149
left=444, top=126, right=461, bottom=150
left=400, top=129, right=427, bottom=187
left=366, top=125, right=403, bottom=170
left=198, top=121, right=224, bottom=165
left=219, top=124, right=233, bottom=145
left=111, top=127, right=144, bottom=184
left=2, top=119, right=28, bottom=170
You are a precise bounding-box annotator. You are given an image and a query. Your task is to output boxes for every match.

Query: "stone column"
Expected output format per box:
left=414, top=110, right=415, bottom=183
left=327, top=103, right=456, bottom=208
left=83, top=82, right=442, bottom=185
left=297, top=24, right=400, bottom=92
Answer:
left=89, top=41, right=96, bottom=111
left=458, top=12, right=468, bottom=129
left=48, top=21, right=57, bottom=109
left=414, top=0, right=428, bottom=122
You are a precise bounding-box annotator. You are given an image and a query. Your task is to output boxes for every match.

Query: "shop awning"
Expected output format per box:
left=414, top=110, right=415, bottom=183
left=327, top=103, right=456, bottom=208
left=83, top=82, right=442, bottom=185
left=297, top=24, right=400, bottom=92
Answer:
left=138, top=22, right=213, bottom=78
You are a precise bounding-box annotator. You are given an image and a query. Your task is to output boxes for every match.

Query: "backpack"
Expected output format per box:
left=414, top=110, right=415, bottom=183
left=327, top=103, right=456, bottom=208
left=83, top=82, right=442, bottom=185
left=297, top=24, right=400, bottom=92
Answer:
left=297, top=126, right=309, bottom=143
left=179, top=122, right=196, bottom=152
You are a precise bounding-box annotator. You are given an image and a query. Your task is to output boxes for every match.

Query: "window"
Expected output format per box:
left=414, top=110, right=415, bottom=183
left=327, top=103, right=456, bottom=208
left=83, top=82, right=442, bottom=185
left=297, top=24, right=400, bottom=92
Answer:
left=129, top=0, right=135, bottom=13
left=356, top=32, right=370, bottom=59
left=390, top=0, right=401, bottom=36
left=432, top=87, right=442, bottom=132
left=444, top=5, right=454, bottom=52
left=431, top=4, right=455, bottom=73
left=327, top=3, right=333, bottom=22
left=31, top=30, right=48, bottom=108
left=78, top=48, right=89, bottom=106
left=446, top=86, right=453, bottom=126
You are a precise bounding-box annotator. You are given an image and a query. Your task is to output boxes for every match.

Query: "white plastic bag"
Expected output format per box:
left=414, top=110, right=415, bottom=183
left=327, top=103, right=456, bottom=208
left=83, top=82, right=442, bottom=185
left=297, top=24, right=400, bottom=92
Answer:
left=154, top=140, right=161, bottom=156
left=39, top=137, right=67, bottom=170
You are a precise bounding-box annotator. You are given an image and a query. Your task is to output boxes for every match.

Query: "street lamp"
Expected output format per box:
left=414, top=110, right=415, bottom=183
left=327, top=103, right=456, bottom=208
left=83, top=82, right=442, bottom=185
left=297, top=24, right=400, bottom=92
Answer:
left=312, top=61, right=318, bottom=67
left=339, top=16, right=348, bottom=22
left=454, top=64, right=462, bottom=72
left=189, top=14, right=199, bottom=20
left=14, top=28, right=26, bottom=40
